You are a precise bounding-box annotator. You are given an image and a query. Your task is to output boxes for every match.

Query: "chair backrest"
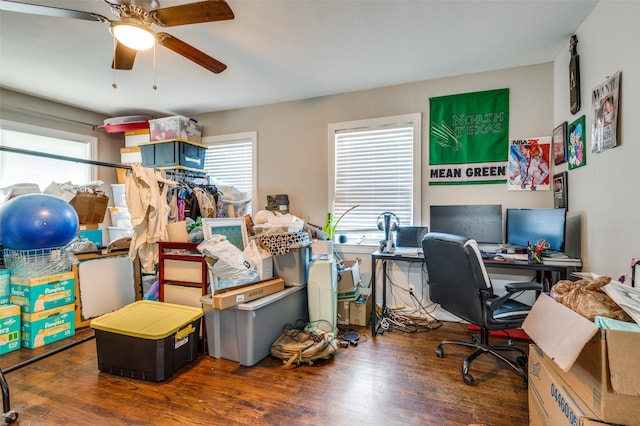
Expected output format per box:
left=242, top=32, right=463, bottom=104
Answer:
left=421, top=232, right=492, bottom=325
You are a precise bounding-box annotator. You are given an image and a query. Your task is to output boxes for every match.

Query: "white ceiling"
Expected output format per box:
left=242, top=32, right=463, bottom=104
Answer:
left=0, top=0, right=598, bottom=119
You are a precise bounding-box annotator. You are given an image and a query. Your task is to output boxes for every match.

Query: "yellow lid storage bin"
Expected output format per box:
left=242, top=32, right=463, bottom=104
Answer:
left=90, top=301, right=203, bottom=381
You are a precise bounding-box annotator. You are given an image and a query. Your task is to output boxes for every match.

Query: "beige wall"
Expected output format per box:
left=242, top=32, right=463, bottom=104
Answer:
left=194, top=62, right=555, bottom=228
left=552, top=0, right=640, bottom=278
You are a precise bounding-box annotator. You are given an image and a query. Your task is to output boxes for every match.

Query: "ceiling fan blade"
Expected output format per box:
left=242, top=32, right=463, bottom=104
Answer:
left=112, top=42, right=137, bottom=70
left=157, top=32, right=226, bottom=74
left=154, top=0, right=234, bottom=27
left=0, top=0, right=109, bottom=22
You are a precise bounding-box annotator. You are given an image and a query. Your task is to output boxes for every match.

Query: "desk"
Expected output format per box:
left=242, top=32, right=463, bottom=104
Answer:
left=370, top=250, right=581, bottom=336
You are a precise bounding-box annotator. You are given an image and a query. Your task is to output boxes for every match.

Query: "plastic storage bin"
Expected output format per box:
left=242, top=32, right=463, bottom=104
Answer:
left=148, top=116, right=203, bottom=143
left=273, top=246, right=310, bottom=286
left=139, top=139, right=207, bottom=170
left=90, top=301, right=203, bottom=381
left=201, top=285, right=308, bottom=366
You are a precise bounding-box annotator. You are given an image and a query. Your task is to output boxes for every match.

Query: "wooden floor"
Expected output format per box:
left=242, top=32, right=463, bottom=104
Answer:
left=2, top=322, right=530, bottom=426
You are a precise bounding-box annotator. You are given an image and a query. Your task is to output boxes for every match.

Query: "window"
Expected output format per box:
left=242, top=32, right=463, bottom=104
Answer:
left=329, top=113, right=421, bottom=234
left=0, top=121, right=96, bottom=191
left=202, top=132, right=257, bottom=215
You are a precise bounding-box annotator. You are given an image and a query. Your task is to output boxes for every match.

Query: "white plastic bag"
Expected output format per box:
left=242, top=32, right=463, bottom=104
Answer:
left=198, top=235, right=258, bottom=283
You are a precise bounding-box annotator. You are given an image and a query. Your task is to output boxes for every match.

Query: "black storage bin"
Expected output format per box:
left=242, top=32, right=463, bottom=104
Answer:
left=139, top=139, right=207, bottom=170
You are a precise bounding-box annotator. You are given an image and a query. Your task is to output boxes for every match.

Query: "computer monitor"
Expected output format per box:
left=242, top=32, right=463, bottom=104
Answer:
left=429, top=204, right=503, bottom=244
left=506, top=208, right=567, bottom=252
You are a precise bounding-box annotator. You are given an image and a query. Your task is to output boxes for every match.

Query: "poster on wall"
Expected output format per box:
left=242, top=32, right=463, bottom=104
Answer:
left=507, top=136, right=551, bottom=191
left=429, top=88, right=509, bottom=185
left=568, top=115, right=587, bottom=170
left=591, top=70, right=621, bottom=154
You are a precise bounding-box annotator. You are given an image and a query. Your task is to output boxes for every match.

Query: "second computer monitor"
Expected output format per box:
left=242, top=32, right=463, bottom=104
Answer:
left=429, top=204, right=503, bottom=244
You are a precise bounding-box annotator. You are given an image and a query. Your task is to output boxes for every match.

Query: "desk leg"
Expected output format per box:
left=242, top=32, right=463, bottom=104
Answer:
left=372, top=258, right=389, bottom=337
left=371, top=257, right=377, bottom=337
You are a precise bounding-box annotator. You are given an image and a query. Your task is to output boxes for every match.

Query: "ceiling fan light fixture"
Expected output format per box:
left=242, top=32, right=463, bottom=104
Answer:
left=110, top=21, right=155, bottom=51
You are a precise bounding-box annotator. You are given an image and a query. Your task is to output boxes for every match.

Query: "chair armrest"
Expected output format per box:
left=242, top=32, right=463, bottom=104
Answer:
left=487, top=281, right=543, bottom=311
left=504, top=281, right=543, bottom=292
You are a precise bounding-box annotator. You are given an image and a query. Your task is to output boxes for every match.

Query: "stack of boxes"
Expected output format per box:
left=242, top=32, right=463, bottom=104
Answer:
left=0, top=268, right=20, bottom=355
left=10, top=271, right=76, bottom=349
left=336, top=259, right=371, bottom=327
left=107, top=184, right=133, bottom=244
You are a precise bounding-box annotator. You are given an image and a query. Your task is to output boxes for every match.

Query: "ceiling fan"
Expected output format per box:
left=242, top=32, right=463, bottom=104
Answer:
left=0, top=0, right=234, bottom=73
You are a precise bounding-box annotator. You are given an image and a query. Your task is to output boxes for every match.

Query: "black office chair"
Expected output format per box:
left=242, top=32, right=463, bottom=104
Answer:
left=421, top=232, right=542, bottom=388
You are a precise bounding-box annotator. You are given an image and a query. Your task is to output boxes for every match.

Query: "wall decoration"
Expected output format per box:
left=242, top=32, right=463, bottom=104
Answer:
left=553, top=122, right=568, bottom=165
left=591, top=70, right=621, bottom=153
left=569, top=35, right=581, bottom=114
left=429, top=88, right=509, bottom=185
left=567, top=115, right=587, bottom=170
left=202, top=218, right=248, bottom=250
left=507, top=136, right=551, bottom=191
left=553, top=172, right=568, bottom=209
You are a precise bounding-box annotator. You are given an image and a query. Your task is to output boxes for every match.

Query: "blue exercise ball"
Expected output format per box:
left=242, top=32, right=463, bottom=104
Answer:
left=0, top=193, right=79, bottom=250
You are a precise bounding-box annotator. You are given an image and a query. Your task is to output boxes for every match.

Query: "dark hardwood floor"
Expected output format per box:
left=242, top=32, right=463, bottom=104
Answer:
left=2, top=322, right=530, bottom=425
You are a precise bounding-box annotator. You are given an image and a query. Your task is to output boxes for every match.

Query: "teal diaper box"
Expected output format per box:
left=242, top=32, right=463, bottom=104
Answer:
left=21, top=304, right=75, bottom=349
left=0, top=304, right=21, bottom=355
left=10, top=271, right=75, bottom=313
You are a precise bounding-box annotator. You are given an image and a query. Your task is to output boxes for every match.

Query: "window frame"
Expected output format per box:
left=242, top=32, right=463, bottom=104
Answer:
left=201, top=131, right=258, bottom=212
left=328, top=113, right=422, bottom=236
left=0, top=119, right=98, bottom=188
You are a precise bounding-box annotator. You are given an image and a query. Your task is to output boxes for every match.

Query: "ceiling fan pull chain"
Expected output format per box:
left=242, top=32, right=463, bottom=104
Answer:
left=112, top=33, right=118, bottom=89
left=153, top=43, right=157, bottom=90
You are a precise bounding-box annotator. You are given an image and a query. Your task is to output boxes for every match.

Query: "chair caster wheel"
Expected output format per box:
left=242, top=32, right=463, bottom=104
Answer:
left=463, top=374, right=474, bottom=386
left=435, top=347, right=444, bottom=358
left=516, top=355, right=528, bottom=366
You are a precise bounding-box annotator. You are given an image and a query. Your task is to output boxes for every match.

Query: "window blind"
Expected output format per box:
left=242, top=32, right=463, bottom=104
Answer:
left=204, top=138, right=253, bottom=213
left=332, top=117, right=420, bottom=232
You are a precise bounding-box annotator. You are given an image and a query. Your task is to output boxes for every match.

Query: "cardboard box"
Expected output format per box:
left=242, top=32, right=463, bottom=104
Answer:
left=338, top=259, right=361, bottom=296
left=0, top=304, right=21, bottom=355
left=70, top=192, right=109, bottom=224
left=211, top=278, right=285, bottom=309
left=148, top=115, right=203, bottom=143
left=311, top=240, right=333, bottom=259
left=120, top=147, right=142, bottom=164
left=124, top=128, right=151, bottom=147
left=21, top=303, right=75, bottom=349
left=10, top=272, right=75, bottom=313
left=523, top=294, right=640, bottom=425
left=528, top=344, right=603, bottom=426
left=79, top=229, right=103, bottom=247
left=349, top=294, right=371, bottom=326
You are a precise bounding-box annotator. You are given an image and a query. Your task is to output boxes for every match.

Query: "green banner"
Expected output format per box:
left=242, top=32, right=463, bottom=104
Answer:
left=429, top=88, right=509, bottom=185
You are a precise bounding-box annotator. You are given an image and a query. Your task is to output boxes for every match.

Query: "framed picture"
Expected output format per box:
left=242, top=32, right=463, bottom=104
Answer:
left=553, top=172, right=568, bottom=209
left=567, top=115, right=587, bottom=170
left=202, top=218, right=249, bottom=250
left=553, top=122, right=567, bottom=165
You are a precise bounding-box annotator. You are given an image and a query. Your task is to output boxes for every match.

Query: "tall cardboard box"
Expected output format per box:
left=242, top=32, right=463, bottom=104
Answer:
left=523, top=294, right=640, bottom=425
left=528, top=344, right=606, bottom=426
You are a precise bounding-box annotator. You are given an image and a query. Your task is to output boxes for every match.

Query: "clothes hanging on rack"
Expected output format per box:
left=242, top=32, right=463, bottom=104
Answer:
left=125, top=164, right=176, bottom=274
